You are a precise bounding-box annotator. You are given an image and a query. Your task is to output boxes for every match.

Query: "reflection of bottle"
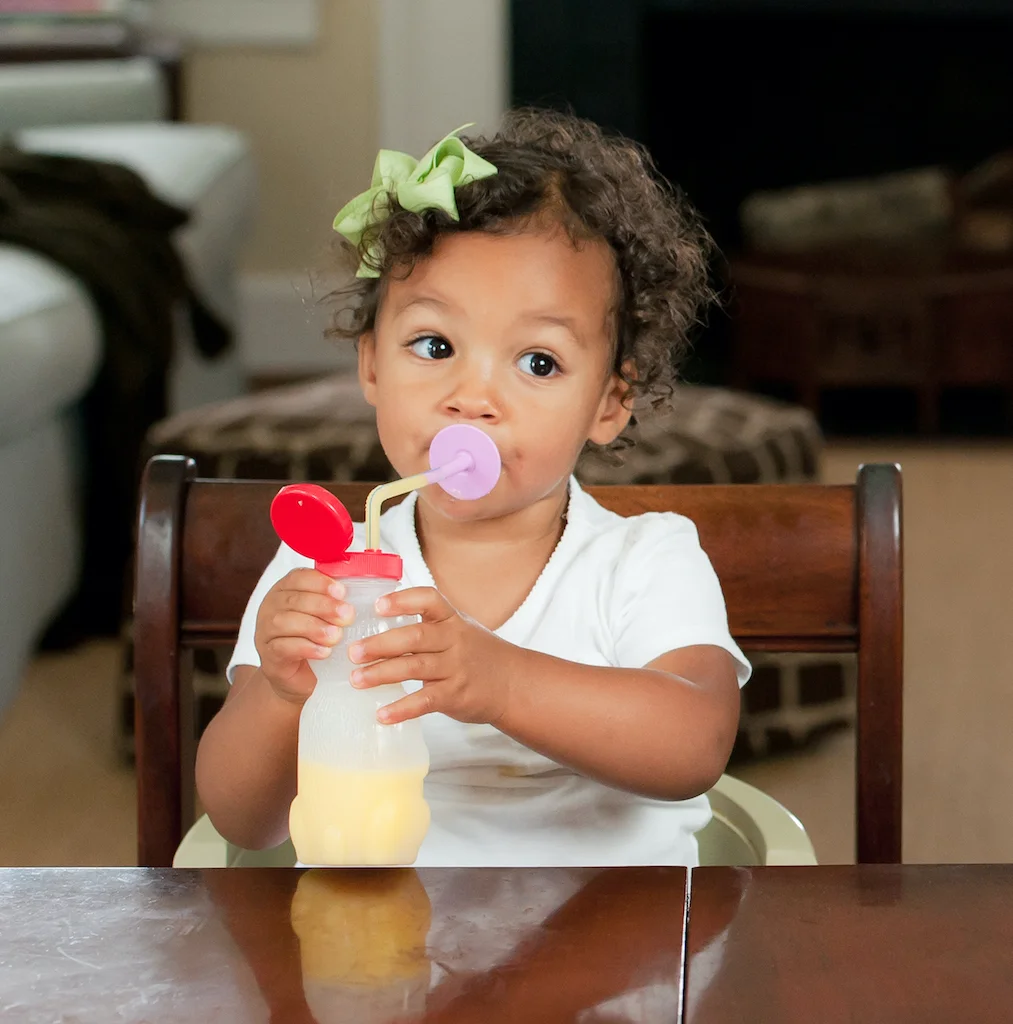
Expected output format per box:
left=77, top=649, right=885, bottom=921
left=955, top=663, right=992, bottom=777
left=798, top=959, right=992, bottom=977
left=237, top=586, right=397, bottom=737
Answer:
left=291, top=869, right=432, bottom=1024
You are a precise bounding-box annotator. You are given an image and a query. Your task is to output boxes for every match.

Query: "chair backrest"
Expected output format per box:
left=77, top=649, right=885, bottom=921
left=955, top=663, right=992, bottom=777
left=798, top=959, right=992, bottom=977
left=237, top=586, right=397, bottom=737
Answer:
left=134, top=458, right=903, bottom=867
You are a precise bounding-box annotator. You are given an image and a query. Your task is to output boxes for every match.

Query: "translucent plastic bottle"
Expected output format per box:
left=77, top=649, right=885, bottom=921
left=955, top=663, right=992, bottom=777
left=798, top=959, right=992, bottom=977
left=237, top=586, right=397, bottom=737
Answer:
left=269, top=484, right=431, bottom=866
left=287, top=554, right=431, bottom=867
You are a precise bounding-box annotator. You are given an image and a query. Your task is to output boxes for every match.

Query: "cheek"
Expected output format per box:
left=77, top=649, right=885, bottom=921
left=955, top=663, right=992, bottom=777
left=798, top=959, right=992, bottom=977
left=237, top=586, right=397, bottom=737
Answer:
left=521, top=375, right=608, bottom=433
left=372, top=390, right=434, bottom=479
left=509, top=403, right=593, bottom=470
left=372, top=353, right=412, bottom=414
left=374, top=401, right=412, bottom=454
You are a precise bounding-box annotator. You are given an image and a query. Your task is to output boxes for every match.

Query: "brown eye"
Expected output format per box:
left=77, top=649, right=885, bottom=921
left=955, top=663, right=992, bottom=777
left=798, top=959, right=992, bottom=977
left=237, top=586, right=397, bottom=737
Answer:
left=519, top=352, right=559, bottom=378
left=410, top=336, right=453, bottom=360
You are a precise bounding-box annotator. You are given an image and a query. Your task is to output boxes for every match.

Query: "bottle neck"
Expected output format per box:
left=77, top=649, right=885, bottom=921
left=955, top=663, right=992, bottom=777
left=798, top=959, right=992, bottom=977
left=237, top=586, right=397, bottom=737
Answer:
left=308, top=576, right=404, bottom=688
left=340, top=577, right=398, bottom=613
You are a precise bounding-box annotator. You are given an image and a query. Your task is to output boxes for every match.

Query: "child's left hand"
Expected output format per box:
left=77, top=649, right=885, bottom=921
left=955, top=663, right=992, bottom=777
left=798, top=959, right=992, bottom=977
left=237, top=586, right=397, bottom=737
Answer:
left=346, top=587, right=521, bottom=726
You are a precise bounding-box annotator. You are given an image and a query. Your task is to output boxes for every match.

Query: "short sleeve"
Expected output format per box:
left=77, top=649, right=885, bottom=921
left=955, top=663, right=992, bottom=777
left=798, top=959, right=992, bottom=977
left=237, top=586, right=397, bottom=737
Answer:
left=226, top=542, right=311, bottom=683
left=610, top=513, right=751, bottom=686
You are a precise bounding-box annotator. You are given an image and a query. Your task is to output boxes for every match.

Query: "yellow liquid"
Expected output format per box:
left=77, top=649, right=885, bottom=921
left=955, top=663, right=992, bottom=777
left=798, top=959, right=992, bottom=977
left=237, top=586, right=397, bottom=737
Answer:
left=289, top=762, right=430, bottom=867
left=290, top=869, right=431, bottom=984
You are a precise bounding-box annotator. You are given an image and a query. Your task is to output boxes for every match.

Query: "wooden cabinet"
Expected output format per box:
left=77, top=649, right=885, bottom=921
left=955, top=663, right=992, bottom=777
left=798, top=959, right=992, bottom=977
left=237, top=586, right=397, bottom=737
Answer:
left=730, top=243, right=1013, bottom=432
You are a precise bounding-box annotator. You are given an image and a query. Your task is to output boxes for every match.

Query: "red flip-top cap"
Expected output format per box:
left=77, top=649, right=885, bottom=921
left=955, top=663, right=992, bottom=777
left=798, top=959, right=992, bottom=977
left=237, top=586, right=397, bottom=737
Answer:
left=318, top=550, right=403, bottom=580
left=270, top=484, right=403, bottom=580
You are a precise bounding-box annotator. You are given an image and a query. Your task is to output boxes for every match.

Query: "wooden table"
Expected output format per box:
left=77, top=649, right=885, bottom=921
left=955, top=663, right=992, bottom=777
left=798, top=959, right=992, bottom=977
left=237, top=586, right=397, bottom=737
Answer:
left=2, top=866, right=1010, bottom=1023
left=686, top=865, right=1013, bottom=1023
left=0, top=866, right=690, bottom=1023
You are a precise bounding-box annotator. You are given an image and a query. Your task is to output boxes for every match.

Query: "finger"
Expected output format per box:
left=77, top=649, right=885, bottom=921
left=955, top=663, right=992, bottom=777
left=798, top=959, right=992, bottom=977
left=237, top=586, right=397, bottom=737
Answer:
left=348, top=620, right=448, bottom=665
left=262, top=635, right=333, bottom=665
left=376, top=586, right=454, bottom=621
left=376, top=688, right=438, bottom=725
left=265, top=611, right=343, bottom=648
left=280, top=568, right=347, bottom=602
left=268, top=590, right=354, bottom=626
left=351, top=652, right=442, bottom=689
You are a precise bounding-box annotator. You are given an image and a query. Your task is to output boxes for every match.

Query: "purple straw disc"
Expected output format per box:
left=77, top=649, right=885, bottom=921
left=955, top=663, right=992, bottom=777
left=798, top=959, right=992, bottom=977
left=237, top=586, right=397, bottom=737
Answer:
left=428, top=424, right=502, bottom=500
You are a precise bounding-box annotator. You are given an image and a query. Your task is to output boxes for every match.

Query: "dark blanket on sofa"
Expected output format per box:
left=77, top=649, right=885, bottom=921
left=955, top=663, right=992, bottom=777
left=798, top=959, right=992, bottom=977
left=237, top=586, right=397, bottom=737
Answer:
left=0, top=142, right=231, bottom=638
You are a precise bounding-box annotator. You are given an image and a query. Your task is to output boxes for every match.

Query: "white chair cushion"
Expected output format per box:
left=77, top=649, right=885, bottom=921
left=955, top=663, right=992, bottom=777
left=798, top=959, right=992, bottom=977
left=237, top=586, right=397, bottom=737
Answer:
left=16, top=123, right=258, bottom=324
left=0, top=247, right=101, bottom=446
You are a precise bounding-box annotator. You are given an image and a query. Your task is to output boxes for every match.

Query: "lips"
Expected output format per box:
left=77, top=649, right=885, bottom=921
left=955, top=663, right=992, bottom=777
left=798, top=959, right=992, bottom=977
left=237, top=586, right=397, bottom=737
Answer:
left=423, top=429, right=505, bottom=462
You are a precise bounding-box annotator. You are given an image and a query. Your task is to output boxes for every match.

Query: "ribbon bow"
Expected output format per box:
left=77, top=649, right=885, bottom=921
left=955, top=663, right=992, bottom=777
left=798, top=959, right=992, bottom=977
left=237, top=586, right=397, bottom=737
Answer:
left=333, top=124, right=498, bottom=278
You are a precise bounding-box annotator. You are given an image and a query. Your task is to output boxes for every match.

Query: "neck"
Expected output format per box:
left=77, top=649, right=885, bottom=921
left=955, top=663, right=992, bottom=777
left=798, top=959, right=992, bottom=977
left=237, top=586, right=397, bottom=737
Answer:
left=414, top=479, right=570, bottom=564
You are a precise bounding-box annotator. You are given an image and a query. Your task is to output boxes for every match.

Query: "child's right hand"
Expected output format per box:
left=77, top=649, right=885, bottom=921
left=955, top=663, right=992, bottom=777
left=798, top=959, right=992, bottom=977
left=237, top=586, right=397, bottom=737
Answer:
left=253, top=570, right=354, bottom=705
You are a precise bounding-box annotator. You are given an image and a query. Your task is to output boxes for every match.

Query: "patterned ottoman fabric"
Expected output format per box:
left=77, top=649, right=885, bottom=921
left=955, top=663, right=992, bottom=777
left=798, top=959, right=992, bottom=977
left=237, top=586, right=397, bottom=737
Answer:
left=733, top=652, right=856, bottom=761
left=145, top=374, right=823, bottom=487
left=145, top=376, right=389, bottom=482
left=122, top=374, right=851, bottom=762
left=577, top=386, right=821, bottom=485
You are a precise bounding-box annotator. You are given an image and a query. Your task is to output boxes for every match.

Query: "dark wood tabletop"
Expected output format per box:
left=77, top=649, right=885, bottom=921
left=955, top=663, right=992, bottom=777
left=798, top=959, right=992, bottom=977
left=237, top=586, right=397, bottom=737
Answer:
left=0, top=866, right=690, bottom=1023
left=685, top=865, right=1013, bottom=1024
left=4, top=865, right=1011, bottom=1022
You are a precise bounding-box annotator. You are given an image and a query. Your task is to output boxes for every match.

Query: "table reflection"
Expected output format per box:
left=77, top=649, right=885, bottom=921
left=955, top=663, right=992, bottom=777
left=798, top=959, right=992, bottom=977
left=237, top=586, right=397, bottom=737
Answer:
left=202, top=866, right=704, bottom=1023
left=291, top=869, right=431, bottom=1024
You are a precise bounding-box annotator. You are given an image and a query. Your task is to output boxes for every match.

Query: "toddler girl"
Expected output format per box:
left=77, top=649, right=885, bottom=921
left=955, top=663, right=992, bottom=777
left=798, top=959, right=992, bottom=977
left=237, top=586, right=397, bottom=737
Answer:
left=196, top=109, right=750, bottom=867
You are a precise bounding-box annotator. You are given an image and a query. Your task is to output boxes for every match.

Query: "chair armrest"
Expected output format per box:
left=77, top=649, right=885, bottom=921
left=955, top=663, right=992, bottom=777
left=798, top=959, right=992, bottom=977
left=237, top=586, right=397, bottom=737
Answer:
left=0, top=57, right=168, bottom=133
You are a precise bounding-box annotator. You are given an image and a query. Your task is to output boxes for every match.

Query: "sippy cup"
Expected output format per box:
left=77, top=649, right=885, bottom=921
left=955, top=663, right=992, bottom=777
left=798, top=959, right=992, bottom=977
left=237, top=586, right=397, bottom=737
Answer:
left=270, top=425, right=501, bottom=867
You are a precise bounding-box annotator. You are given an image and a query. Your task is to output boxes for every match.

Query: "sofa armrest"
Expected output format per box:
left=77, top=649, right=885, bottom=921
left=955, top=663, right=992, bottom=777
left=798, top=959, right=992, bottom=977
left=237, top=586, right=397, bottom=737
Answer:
left=0, top=57, right=168, bottom=133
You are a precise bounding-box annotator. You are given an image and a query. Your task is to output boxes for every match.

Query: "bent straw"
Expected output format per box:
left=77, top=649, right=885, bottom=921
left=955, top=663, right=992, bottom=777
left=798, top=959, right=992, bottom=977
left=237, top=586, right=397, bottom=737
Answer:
left=364, top=451, right=473, bottom=548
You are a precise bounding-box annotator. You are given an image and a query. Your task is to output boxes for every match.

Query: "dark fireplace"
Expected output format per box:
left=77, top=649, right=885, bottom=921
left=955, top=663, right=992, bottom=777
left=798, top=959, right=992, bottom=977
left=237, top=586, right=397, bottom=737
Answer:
left=641, top=5, right=1013, bottom=252
left=512, top=1, right=1013, bottom=433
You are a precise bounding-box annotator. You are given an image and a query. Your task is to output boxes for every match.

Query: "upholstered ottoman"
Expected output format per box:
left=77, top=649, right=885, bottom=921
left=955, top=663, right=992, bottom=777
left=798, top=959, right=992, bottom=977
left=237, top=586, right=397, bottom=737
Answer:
left=122, top=375, right=852, bottom=761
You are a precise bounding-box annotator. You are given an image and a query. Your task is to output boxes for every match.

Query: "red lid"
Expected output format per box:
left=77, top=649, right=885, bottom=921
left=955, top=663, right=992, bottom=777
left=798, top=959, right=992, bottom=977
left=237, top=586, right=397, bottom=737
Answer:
left=270, top=484, right=402, bottom=581
left=318, top=550, right=404, bottom=580
left=271, top=484, right=354, bottom=562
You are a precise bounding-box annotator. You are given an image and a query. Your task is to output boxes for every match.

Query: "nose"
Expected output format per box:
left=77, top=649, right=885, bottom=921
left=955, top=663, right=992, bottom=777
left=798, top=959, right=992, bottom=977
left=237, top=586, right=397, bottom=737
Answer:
left=441, top=360, right=501, bottom=423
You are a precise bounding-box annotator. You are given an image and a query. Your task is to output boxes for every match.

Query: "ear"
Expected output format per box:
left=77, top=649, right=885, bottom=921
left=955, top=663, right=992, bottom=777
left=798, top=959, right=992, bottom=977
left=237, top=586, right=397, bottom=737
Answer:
left=358, top=330, right=378, bottom=408
left=587, top=364, right=634, bottom=447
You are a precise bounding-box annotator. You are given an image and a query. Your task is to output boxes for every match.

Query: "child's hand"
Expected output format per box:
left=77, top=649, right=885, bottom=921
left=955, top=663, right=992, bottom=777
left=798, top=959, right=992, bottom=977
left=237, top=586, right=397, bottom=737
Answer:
left=346, top=587, right=519, bottom=726
left=253, top=569, right=354, bottom=705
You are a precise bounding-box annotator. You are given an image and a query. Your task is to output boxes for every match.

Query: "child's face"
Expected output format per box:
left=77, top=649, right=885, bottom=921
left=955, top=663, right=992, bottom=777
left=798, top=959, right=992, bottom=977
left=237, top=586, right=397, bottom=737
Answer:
left=359, top=226, right=631, bottom=522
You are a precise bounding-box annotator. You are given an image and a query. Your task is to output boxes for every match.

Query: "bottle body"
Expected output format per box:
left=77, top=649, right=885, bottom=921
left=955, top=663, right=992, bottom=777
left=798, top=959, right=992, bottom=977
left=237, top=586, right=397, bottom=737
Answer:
left=289, top=578, right=430, bottom=866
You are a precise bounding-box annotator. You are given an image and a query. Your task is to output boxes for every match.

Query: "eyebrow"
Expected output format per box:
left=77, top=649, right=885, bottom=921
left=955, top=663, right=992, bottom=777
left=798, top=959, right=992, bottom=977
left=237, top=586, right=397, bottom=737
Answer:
left=389, top=295, right=454, bottom=319
left=517, top=312, right=584, bottom=344
left=391, top=295, right=586, bottom=344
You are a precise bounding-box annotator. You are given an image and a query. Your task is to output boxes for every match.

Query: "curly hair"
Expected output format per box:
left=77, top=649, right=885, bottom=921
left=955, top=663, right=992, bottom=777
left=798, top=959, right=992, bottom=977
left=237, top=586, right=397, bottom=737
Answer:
left=328, top=108, right=716, bottom=407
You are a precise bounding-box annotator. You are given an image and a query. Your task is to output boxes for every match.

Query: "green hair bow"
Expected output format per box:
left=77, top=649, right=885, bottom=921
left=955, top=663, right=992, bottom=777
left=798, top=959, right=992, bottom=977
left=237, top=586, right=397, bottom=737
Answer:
left=333, top=124, right=498, bottom=278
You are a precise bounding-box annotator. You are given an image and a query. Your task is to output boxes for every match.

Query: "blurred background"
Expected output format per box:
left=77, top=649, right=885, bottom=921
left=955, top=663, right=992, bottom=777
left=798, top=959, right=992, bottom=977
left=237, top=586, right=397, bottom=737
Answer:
left=1, top=0, right=1010, bottom=868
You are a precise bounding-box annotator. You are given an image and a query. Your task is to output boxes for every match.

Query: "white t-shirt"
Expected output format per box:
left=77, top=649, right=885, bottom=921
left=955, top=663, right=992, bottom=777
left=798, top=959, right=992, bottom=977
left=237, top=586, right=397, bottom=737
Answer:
left=228, top=478, right=750, bottom=868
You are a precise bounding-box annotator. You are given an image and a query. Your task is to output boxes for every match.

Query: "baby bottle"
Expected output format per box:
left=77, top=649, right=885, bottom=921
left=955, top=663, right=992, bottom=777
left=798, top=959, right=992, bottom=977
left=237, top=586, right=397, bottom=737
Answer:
left=271, top=424, right=502, bottom=868
left=271, top=487, right=430, bottom=867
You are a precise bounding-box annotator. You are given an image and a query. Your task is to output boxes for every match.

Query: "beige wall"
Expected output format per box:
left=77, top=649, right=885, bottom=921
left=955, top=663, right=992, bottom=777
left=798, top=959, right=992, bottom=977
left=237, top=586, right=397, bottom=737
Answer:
left=184, top=0, right=378, bottom=272
left=377, top=0, right=508, bottom=154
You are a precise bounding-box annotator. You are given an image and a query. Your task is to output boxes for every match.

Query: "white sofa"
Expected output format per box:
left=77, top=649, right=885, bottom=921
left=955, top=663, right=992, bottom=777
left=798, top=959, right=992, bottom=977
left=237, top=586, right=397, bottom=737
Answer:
left=0, top=58, right=257, bottom=715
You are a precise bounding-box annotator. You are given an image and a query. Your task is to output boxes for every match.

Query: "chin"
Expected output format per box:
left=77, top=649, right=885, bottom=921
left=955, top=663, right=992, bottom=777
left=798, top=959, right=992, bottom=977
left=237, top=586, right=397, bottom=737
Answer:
left=419, top=485, right=498, bottom=521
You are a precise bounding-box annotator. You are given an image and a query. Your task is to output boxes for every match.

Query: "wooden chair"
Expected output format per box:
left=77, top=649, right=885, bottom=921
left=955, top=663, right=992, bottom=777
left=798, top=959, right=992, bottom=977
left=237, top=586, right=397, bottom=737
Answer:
left=134, top=457, right=903, bottom=868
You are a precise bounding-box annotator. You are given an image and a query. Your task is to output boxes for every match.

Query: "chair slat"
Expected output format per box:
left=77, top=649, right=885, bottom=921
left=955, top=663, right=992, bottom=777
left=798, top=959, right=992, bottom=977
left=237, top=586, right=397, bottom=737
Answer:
left=180, top=481, right=858, bottom=648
